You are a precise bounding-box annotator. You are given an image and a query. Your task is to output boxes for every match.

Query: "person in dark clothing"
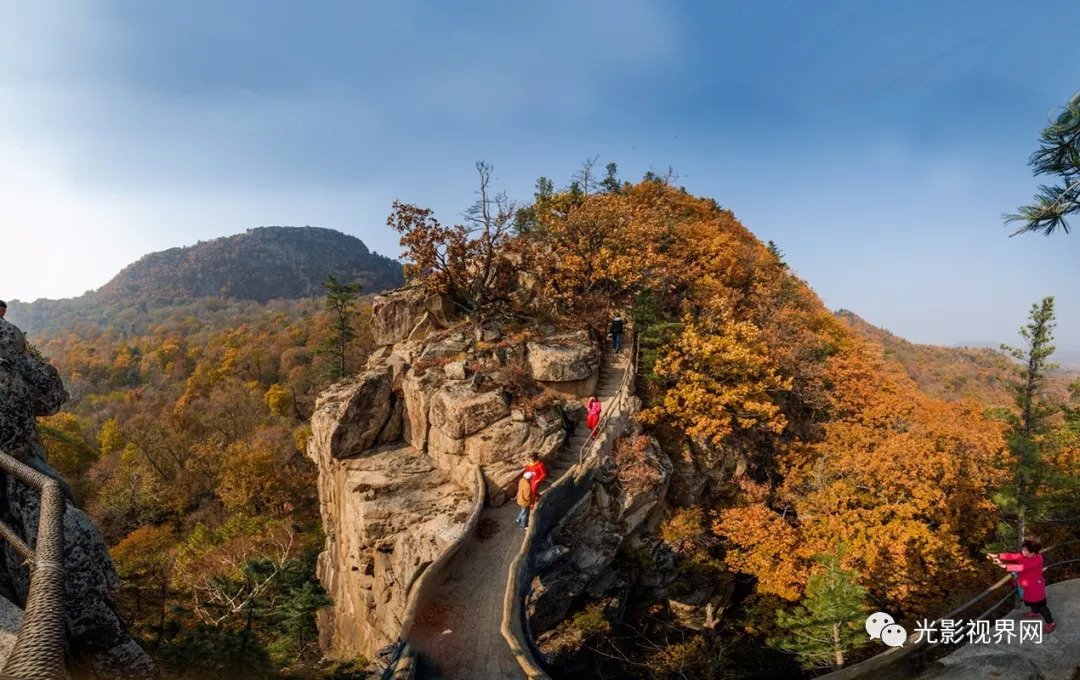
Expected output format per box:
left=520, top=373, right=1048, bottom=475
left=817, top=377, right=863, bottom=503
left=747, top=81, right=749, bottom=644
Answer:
left=0, top=300, right=6, bottom=319
left=610, top=314, right=624, bottom=352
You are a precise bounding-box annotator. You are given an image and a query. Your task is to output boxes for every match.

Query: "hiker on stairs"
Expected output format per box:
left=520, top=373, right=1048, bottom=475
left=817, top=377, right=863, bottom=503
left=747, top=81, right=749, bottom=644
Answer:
left=586, top=396, right=602, bottom=433
left=524, top=451, right=547, bottom=491
left=516, top=472, right=536, bottom=529
left=610, top=313, right=624, bottom=352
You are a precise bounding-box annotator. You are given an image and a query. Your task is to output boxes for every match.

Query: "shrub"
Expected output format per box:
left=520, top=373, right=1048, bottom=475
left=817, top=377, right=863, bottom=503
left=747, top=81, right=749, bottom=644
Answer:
left=613, top=435, right=662, bottom=493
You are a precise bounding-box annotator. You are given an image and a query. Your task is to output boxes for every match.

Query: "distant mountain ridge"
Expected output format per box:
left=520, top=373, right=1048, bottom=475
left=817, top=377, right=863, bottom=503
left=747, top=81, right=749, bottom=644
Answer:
left=7, top=226, right=402, bottom=338
left=835, top=309, right=1077, bottom=406
left=954, top=341, right=1080, bottom=369
left=97, top=226, right=403, bottom=304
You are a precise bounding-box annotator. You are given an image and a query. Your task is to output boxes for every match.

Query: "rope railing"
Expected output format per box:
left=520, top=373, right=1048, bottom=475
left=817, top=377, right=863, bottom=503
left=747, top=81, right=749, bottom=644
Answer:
left=0, top=451, right=69, bottom=680
left=819, top=539, right=1080, bottom=680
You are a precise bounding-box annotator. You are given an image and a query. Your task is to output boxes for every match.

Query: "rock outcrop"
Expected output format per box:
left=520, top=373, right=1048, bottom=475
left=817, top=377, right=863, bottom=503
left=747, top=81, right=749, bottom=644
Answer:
left=308, top=441, right=475, bottom=660
left=527, top=332, right=600, bottom=398
left=371, top=286, right=457, bottom=346
left=529, top=434, right=672, bottom=636
left=916, top=578, right=1080, bottom=680
left=0, top=318, right=154, bottom=679
left=309, top=286, right=605, bottom=662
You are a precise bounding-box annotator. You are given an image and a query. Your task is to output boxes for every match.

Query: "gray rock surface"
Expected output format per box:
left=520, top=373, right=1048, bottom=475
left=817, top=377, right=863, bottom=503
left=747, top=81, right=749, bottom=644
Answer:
left=529, top=438, right=671, bottom=635
left=310, top=370, right=393, bottom=458
left=0, top=596, right=22, bottom=669
left=371, top=287, right=456, bottom=346
left=526, top=333, right=600, bottom=382
left=0, top=319, right=154, bottom=679
left=918, top=579, right=1080, bottom=680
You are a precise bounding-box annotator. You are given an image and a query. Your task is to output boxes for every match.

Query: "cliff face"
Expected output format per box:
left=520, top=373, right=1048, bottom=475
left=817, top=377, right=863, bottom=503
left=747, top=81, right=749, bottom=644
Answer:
left=0, top=319, right=154, bottom=679
left=308, top=286, right=603, bottom=661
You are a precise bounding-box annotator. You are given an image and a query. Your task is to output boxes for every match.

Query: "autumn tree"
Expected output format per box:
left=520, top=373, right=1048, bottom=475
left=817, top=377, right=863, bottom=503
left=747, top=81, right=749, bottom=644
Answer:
left=316, top=273, right=364, bottom=382
left=769, top=551, right=869, bottom=671
left=387, top=161, right=520, bottom=315
left=716, top=346, right=1008, bottom=616
left=112, top=524, right=177, bottom=647
left=38, top=411, right=99, bottom=488
left=1007, top=90, right=1080, bottom=236
left=641, top=318, right=792, bottom=444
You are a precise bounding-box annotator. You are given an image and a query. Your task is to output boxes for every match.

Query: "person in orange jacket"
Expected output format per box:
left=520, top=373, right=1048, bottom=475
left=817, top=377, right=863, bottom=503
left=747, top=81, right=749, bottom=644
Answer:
left=516, top=471, right=535, bottom=529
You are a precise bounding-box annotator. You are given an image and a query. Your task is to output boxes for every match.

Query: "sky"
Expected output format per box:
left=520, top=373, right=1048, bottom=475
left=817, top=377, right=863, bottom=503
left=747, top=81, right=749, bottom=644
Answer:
left=1, top=0, right=1078, bottom=349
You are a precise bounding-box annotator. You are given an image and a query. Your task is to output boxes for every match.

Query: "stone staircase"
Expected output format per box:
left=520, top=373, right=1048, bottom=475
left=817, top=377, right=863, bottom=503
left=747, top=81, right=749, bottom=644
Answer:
left=407, top=333, right=631, bottom=680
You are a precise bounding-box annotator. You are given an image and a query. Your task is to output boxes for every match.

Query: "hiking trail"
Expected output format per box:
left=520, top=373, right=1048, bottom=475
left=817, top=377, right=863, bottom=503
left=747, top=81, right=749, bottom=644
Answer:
left=408, top=334, right=632, bottom=680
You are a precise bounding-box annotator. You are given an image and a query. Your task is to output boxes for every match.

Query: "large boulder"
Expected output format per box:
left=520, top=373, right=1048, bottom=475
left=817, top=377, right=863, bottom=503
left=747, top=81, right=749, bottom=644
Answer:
left=428, top=382, right=509, bottom=440
left=314, top=444, right=475, bottom=662
left=0, top=319, right=154, bottom=679
left=401, top=367, right=446, bottom=451
left=526, top=332, right=600, bottom=382
left=310, top=370, right=393, bottom=461
left=0, top=320, right=67, bottom=451
left=467, top=410, right=566, bottom=506
left=372, top=288, right=456, bottom=346
left=526, top=332, right=600, bottom=398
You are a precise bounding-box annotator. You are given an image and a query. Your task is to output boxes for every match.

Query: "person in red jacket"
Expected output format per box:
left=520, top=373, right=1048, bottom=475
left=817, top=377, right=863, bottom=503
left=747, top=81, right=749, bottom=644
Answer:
left=586, top=397, right=602, bottom=432
left=524, top=452, right=547, bottom=498
left=988, top=539, right=1055, bottom=632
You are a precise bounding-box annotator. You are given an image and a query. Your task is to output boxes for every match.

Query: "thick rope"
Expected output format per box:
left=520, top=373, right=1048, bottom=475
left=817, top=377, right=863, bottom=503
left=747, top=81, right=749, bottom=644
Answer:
left=0, top=451, right=69, bottom=680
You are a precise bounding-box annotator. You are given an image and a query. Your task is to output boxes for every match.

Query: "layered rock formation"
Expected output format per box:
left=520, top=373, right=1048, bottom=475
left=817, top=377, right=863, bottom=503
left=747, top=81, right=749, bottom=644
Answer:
left=529, top=430, right=673, bottom=635
left=310, top=287, right=602, bottom=661
left=0, top=319, right=154, bottom=678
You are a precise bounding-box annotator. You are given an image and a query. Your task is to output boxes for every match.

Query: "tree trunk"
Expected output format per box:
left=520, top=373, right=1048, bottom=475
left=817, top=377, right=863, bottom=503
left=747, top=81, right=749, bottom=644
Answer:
left=833, top=623, right=845, bottom=668
left=157, top=578, right=167, bottom=648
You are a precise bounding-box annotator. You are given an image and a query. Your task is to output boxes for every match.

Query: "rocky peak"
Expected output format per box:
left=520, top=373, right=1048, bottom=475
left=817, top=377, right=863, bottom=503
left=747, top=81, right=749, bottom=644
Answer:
left=309, top=286, right=607, bottom=662
left=0, top=319, right=153, bottom=679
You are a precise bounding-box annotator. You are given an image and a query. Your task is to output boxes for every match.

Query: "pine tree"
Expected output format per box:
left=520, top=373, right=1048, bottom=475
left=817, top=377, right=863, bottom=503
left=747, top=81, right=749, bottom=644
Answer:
left=317, top=273, right=364, bottom=382
left=998, top=297, right=1059, bottom=547
left=274, top=580, right=332, bottom=659
left=767, top=240, right=787, bottom=268
left=1006, top=90, right=1080, bottom=236
left=769, top=551, right=869, bottom=671
left=600, top=162, right=621, bottom=194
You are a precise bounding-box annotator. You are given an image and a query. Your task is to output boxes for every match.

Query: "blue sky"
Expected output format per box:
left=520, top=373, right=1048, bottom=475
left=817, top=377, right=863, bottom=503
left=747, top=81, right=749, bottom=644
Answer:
left=1, top=0, right=1078, bottom=349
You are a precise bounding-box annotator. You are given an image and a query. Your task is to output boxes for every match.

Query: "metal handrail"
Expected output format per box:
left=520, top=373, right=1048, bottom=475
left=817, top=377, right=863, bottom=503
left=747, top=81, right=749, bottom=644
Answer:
left=0, top=451, right=69, bottom=680
left=923, top=549, right=1080, bottom=654
left=819, top=539, right=1080, bottom=678
left=578, top=321, right=639, bottom=466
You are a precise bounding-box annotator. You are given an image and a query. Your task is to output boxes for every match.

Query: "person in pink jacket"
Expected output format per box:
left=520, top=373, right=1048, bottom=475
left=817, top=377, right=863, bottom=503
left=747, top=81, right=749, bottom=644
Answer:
left=988, top=540, right=1055, bottom=632
left=585, top=397, right=602, bottom=432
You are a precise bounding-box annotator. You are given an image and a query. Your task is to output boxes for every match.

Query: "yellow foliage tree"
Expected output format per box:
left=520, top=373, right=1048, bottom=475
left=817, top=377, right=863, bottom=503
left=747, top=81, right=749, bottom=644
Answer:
left=264, top=383, right=293, bottom=418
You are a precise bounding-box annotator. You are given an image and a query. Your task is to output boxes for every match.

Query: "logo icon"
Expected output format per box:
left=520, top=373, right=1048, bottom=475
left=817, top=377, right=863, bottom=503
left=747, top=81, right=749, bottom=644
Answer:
left=866, top=612, right=907, bottom=647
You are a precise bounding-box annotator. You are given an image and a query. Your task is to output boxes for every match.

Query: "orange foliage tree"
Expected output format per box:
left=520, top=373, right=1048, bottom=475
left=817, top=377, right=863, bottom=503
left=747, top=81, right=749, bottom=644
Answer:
left=716, top=345, right=1009, bottom=615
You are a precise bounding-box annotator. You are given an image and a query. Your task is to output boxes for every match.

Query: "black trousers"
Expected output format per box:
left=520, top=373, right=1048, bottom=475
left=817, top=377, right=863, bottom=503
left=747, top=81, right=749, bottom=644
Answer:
left=1025, top=599, right=1054, bottom=624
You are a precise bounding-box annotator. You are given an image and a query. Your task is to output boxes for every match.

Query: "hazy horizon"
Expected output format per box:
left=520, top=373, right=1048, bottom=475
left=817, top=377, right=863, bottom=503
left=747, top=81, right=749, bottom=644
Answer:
left=1, top=1, right=1078, bottom=349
